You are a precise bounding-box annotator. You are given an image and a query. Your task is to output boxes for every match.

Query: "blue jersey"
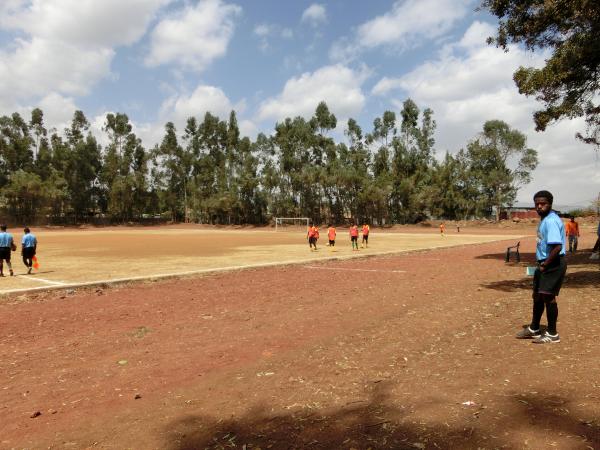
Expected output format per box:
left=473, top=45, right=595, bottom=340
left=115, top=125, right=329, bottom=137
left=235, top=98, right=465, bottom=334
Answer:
left=536, top=211, right=566, bottom=261
left=0, top=232, right=13, bottom=248
left=22, top=233, right=37, bottom=248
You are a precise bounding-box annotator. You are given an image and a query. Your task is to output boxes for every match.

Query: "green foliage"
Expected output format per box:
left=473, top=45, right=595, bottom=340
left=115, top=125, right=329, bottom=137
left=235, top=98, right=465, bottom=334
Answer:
left=482, top=0, right=600, bottom=147
left=0, top=101, right=540, bottom=225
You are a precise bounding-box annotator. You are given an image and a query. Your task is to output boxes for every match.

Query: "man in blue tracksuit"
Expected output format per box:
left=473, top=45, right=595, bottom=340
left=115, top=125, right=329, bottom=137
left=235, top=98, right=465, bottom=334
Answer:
left=0, top=224, right=15, bottom=276
left=516, top=190, right=567, bottom=344
left=21, top=227, right=37, bottom=274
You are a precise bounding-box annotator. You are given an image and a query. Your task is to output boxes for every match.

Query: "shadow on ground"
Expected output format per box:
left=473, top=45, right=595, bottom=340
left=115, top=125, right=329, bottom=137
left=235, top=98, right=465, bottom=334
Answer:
left=162, top=384, right=600, bottom=449
left=477, top=251, right=599, bottom=292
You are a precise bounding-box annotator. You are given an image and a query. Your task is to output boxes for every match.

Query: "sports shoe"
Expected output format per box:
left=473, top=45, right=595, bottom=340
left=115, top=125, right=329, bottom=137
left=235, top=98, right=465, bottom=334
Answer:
left=533, top=332, right=560, bottom=344
left=27, top=267, right=32, bottom=274
left=516, top=326, right=541, bottom=339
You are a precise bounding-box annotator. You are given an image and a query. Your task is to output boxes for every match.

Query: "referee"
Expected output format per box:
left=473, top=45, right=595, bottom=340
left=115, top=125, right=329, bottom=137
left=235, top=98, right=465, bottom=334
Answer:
left=516, top=190, right=566, bottom=344
left=0, top=224, right=15, bottom=277
left=21, top=227, right=37, bottom=274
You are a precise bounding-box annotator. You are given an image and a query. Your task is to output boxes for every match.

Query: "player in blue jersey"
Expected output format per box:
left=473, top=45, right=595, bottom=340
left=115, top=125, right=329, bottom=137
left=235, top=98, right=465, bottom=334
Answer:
left=0, top=224, right=15, bottom=276
left=21, top=227, right=37, bottom=274
left=516, top=191, right=566, bottom=344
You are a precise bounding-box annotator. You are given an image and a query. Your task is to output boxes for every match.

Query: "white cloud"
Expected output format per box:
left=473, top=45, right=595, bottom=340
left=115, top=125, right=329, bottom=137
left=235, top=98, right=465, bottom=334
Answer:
left=37, top=93, right=80, bottom=132
left=2, top=0, right=168, bottom=47
left=145, top=0, right=241, bottom=72
left=160, top=85, right=236, bottom=124
left=258, top=64, right=370, bottom=122
left=253, top=23, right=294, bottom=52
left=0, top=0, right=169, bottom=121
left=376, top=20, right=598, bottom=205
left=301, top=4, right=327, bottom=26
left=331, top=0, right=473, bottom=61
left=239, top=119, right=258, bottom=139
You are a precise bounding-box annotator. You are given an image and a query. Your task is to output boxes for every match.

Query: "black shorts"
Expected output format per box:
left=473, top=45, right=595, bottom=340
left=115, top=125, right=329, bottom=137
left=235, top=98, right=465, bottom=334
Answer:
left=0, top=247, right=11, bottom=261
left=309, top=237, right=317, bottom=245
left=329, top=240, right=335, bottom=245
left=362, top=235, right=369, bottom=242
left=23, top=247, right=35, bottom=258
left=533, top=257, right=567, bottom=296
left=351, top=236, right=358, bottom=242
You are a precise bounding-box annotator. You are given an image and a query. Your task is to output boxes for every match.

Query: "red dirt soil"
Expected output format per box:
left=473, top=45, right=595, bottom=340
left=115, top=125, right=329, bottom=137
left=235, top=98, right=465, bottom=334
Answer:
left=0, top=232, right=599, bottom=449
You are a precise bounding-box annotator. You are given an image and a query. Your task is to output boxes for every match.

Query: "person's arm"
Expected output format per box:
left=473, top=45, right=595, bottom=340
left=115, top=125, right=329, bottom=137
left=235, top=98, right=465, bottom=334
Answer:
left=540, top=244, right=561, bottom=271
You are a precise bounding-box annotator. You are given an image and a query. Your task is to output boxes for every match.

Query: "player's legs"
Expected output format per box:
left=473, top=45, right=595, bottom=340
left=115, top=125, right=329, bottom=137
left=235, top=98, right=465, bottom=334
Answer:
left=568, top=235, right=574, bottom=253
left=529, top=259, right=565, bottom=343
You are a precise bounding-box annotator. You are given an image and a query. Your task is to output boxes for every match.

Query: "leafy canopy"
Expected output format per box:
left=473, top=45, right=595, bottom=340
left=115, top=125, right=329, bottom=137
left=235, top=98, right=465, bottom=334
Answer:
left=482, top=0, right=600, bottom=147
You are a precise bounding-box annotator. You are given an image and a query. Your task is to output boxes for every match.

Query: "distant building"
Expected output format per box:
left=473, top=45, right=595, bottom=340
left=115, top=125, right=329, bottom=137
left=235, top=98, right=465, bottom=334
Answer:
left=499, top=205, right=538, bottom=220
left=498, top=202, right=569, bottom=220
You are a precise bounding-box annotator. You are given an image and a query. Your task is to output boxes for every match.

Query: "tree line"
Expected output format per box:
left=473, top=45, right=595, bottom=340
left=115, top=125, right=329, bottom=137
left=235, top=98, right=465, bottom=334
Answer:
left=0, top=100, right=537, bottom=226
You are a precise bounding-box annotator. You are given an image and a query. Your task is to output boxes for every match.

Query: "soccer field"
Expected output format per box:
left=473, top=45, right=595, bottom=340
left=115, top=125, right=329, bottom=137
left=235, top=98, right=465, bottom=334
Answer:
left=0, top=226, right=524, bottom=294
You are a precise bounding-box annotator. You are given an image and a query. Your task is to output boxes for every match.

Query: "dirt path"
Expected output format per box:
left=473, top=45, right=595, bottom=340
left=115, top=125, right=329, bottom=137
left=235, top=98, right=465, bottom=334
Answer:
left=1, top=236, right=599, bottom=449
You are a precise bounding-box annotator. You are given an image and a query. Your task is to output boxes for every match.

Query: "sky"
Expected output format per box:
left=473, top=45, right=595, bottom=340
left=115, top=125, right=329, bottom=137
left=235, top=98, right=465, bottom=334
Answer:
left=1, top=0, right=598, bottom=208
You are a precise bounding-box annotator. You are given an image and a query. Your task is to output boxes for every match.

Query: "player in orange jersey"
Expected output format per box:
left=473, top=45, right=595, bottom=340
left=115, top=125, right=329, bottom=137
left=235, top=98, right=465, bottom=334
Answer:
left=350, top=223, right=359, bottom=251
left=440, top=222, right=446, bottom=237
left=565, top=216, right=579, bottom=253
left=307, top=223, right=319, bottom=251
left=361, top=223, right=370, bottom=248
left=327, top=224, right=336, bottom=248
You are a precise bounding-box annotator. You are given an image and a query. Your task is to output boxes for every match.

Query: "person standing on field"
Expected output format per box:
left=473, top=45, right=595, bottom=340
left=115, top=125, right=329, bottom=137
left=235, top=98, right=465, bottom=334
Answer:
left=307, top=223, right=319, bottom=251
left=565, top=216, right=579, bottom=253
left=327, top=224, right=336, bottom=248
left=440, top=222, right=446, bottom=237
left=516, top=190, right=566, bottom=344
left=361, top=223, right=370, bottom=248
left=590, top=221, right=600, bottom=260
left=0, top=224, right=15, bottom=276
left=350, top=223, right=359, bottom=251
left=21, top=227, right=37, bottom=274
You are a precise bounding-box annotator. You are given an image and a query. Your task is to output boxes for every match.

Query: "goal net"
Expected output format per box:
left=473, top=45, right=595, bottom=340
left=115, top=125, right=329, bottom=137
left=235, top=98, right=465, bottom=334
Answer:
left=275, top=217, right=310, bottom=232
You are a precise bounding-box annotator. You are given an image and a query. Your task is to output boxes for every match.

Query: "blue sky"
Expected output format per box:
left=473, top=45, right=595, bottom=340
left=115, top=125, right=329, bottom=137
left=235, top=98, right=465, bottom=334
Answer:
left=0, top=0, right=598, bottom=207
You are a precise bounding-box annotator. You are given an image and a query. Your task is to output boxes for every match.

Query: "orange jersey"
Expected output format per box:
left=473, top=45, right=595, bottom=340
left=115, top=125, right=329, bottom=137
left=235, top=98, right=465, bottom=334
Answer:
left=362, top=225, right=369, bottom=235
left=328, top=227, right=336, bottom=240
left=350, top=226, right=359, bottom=237
left=565, top=221, right=579, bottom=236
left=307, top=226, right=316, bottom=238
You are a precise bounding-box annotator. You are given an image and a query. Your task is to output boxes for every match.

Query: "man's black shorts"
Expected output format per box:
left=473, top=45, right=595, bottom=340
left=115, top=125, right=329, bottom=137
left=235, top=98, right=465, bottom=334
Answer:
left=23, top=247, right=35, bottom=258
left=533, top=257, right=567, bottom=296
left=328, top=240, right=335, bottom=246
left=0, top=247, right=11, bottom=261
left=362, top=235, right=369, bottom=242
left=351, top=236, right=358, bottom=242
left=309, top=237, right=317, bottom=245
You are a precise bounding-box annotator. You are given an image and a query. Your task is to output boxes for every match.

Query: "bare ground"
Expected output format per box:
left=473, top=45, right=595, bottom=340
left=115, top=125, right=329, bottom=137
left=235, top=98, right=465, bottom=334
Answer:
left=0, top=232, right=599, bottom=449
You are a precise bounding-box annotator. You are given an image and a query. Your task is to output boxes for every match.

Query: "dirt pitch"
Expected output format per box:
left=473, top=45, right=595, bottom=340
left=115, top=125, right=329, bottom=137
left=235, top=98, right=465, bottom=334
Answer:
left=0, top=226, right=518, bottom=294
left=1, top=225, right=599, bottom=449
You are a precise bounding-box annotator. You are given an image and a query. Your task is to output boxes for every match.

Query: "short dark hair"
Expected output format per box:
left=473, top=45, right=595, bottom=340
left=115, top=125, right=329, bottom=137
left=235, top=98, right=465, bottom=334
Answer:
left=24, top=227, right=30, bottom=233
left=533, top=190, right=553, bottom=204
left=0, top=224, right=6, bottom=231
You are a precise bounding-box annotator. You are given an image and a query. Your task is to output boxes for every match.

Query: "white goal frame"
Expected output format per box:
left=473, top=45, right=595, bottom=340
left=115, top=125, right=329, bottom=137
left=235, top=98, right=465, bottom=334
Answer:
left=275, top=217, right=310, bottom=232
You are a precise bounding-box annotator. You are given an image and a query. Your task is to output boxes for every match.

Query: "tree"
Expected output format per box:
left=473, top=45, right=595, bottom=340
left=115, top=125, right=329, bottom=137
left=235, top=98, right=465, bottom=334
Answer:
left=466, top=120, right=538, bottom=221
left=482, top=0, right=600, bottom=146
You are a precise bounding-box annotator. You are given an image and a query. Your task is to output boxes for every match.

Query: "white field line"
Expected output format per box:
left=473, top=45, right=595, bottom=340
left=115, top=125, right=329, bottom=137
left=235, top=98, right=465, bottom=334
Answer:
left=305, top=266, right=405, bottom=273
left=0, top=235, right=527, bottom=296
left=15, top=275, right=67, bottom=285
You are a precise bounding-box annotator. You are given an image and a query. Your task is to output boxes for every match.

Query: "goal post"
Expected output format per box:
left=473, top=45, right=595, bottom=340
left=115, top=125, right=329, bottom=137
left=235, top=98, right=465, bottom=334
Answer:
left=275, top=217, right=310, bottom=232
